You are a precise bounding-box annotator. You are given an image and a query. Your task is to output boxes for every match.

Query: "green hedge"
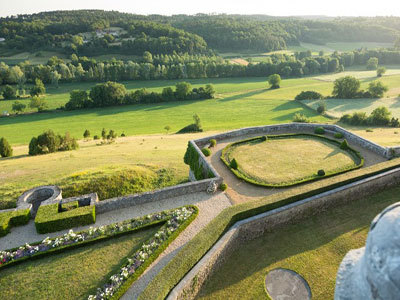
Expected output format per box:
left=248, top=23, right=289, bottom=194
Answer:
left=35, top=203, right=95, bottom=234
left=139, top=157, right=400, bottom=300
left=0, top=209, right=31, bottom=237
left=220, top=133, right=364, bottom=187
left=184, top=142, right=215, bottom=180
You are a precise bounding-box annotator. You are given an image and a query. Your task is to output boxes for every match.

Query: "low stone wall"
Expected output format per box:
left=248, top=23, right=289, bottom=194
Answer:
left=192, top=123, right=389, bottom=158
left=95, top=178, right=222, bottom=214
left=168, top=166, right=400, bottom=299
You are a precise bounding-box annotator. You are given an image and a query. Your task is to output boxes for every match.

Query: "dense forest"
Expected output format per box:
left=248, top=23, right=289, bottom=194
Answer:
left=0, top=11, right=400, bottom=55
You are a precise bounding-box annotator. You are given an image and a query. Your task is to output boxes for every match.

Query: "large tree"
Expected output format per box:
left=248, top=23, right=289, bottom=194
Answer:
left=368, top=81, right=388, bottom=98
left=332, top=76, right=361, bottom=99
left=89, top=81, right=127, bottom=107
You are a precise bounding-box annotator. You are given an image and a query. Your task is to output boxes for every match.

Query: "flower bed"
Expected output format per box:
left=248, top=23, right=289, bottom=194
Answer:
left=0, top=206, right=198, bottom=300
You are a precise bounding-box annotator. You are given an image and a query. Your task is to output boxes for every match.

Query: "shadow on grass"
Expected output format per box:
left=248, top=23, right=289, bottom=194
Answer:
left=197, top=187, right=400, bottom=299
left=217, top=89, right=268, bottom=102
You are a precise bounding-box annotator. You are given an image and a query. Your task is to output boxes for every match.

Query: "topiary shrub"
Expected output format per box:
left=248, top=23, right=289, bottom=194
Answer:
left=334, top=132, right=344, bottom=139
left=314, top=127, right=325, bottom=134
left=209, top=139, right=217, bottom=147
left=0, top=137, right=13, bottom=158
left=219, top=183, right=228, bottom=191
left=202, top=148, right=211, bottom=157
left=230, top=158, right=238, bottom=170
left=317, top=169, right=325, bottom=176
left=93, top=135, right=99, bottom=140
left=260, top=135, right=267, bottom=141
left=340, top=139, right=349, bottom=150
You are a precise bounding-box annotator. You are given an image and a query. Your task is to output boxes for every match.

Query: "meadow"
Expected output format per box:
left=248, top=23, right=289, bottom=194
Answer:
left=196, top=184, right=400, bottom=300
left=0, top=77, right=331, bottom=145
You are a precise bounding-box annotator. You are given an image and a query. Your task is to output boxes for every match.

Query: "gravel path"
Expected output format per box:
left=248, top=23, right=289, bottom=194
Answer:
left=121, top=192, right=232, bottom=299
left=0, top=191, right=231, bottom=251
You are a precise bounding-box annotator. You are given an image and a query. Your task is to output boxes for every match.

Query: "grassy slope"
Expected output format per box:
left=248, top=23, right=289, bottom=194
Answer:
left=196, top=185, right=400, bottom=300
left=0, top=225, right=160, bottom=300
left=0, top=77, right=330, bottom=145
left=229, top=136, right=357, bottom=185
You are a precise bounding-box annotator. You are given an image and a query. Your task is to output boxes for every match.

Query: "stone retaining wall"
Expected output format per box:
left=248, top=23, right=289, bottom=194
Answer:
left=167, top=166, right=400, bottom=299
left=192, top=123, right=389, bottom=158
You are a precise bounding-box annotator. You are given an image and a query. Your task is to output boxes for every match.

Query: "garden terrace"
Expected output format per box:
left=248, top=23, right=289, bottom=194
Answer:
left=221, top=134, right=363, bottom=187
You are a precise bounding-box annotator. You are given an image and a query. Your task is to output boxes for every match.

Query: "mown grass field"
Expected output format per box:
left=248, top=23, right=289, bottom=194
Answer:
left=196, top=184, right=400, bottom=300
left=227, top=136, right=358, bottom=185
left=0, top=77, right=331, bottom=145
left=0, top=225, right=160, bottom=300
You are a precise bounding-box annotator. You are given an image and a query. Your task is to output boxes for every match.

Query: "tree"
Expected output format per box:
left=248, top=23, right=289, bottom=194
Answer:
left=366, top=57, right=379, bottom=70
left=395, top=36, right=400, bottom=50
left=8, top=66, right=24, bottom=86
left=268, top=74, right=281, bottom=89
left=332, top=76, right=361, bottom=99
left=29, top=96, right=48, bottom=112
left=204, top=84, right=215, bottom=98
left=369, top=106, right=391, bottom=126
left=143, top=51, right=153, bottom=63
left=377, top=67, right=386, bottom=77
left=161, top=87, right=174, bottom=101
left=65, top=90, right=89, bottom=110
left=101, top=128, right=107, bottom=140
left=30, top=78, right=46, bottom=97
left=12, top=101, right=26, bottom=114
left=89, top=81, right=127, bottom=107
left=83, top=129, right=91, bottom=139
left=164, top=125, right=171, bottom=134
left=2, top=85, right=16, bottom=99
left=368, top=81, right=388, bottom=98
left=0, top=137, right=12, bottom=158
left=50, top=71, right=61, bottom=88
left=175, top=82, right=192, bottom=100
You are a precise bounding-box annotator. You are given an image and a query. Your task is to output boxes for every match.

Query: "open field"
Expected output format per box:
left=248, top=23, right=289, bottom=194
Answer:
left=196, top=184, right=400, bottom=300
left=0, top=225, right=160, bottom=300
left=0, top=77, right=331, bottom=145
left=226, top=135, right=359, bottom=185
left=0, top=51, right=70, bottom=65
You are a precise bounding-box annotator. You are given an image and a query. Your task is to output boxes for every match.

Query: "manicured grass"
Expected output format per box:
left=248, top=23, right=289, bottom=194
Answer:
left=0, top=77, right=331, bottom=145
left=226, top=136, right=358, bottom=185
left=196, top=184, right=400, bottom=300
left=0, top=225, right=160, bottom=300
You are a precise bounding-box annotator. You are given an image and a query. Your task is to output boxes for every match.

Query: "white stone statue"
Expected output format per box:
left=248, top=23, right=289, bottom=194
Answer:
left=334, top=202, right=400, bottom=300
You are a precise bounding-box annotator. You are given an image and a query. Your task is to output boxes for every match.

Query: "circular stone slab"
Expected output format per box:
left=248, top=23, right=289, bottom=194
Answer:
left=265, top=268, right=311, bottom=300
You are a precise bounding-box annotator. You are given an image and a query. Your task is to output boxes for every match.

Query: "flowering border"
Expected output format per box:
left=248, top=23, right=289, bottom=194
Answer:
left=0, top=206, right=198, bottom=300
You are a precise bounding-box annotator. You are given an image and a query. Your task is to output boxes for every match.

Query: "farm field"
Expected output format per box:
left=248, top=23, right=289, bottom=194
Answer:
left=225, top=135, right=359, bottom=186
left=196, top=184, right=400, bottom=300
left=0, top=225, right=160, bottom=300
left=0, top=77, right=331, bottom=145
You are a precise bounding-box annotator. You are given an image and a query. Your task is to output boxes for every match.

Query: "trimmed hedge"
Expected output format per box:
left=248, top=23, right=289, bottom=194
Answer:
left=221, top=133, right=364, bottom=188
left=140, top=157, right=400, bottom=300
left=334, top=132, right=344, bottom=139
left=314, top=127, right=325, bottom=134
left=201, top=148, right=211, bottom=157
left=0, top=209, right=31, bottom=237
left=35, top=203, right=95, bottom=234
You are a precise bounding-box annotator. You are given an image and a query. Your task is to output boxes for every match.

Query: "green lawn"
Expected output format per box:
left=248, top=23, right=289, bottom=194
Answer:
left=0, top=77, right=331, bottom=145
left=0, top=225, right=160, bottom=300
left=226, top=136, right=358, bottom=185
left=196, top=184, right=400, bottom=300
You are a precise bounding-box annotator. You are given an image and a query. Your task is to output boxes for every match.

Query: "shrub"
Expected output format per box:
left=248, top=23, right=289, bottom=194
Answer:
left=93, top=135, right=99, bottom=140
left=201, top=148, right=211, bottom=157
left=260, top=135, right=267, bottom=141
left=390, top=118, right=400, bottom=128
left=316, top=101, right=326, bottom=114
left=65, top=90, right=89, bottom=110
left=121, top=132, right=126, bottom=137
left=368, top=81, right=388, bottom=98
left=219, top=183, right=228, bottom=191
left=30, top=78, right=46, bottom=97
left=0, top=137, right=13, bottom=157
left=294, top=91, right=323, bottom=101
left=0, top=209, right=30, bottom=237
left=369, top=106, right=391, bottom=126
left=366, top=129, right=373, bottom=132
left=366, top=57, right=378, bottom=70
left=292, top=113, right=310, bottom=123
left=175, top=82, right=192, bottom=100
left=2, top=85, right=17, bottom=99
left=83, top=129, right=90, bottom=139
left=340, top=112, right=368, bottom=126
left=11, top=101, right=26, bottom=114
left=29, top=96, right=48, bottom=112
left=177, top=114, right=203, bottom=134
left=209, top=139, right=217, bottom=147
left=317, top=169, right=325, bottom=176
left=314, top=127, right=325, bottom=134
left=334, top=132, right=344, bottom=139
left=332, top=76, right=361, bottom=99
left=268, top=74, right=281, bottom=89
left=377, top=67, right=386, bottom=77
left=35, top=203, right=96, bottom=234
left=28, top=130, right=78, bottom=155
left=340, top=139, right=349, bottom=150
left=230, top=158, right=238, bottom=170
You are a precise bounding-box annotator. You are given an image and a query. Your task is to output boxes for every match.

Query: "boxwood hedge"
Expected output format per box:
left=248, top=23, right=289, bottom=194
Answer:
left=0, top=209, right=31, bottom=237
left=35, top=203, right=95, bottom=234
